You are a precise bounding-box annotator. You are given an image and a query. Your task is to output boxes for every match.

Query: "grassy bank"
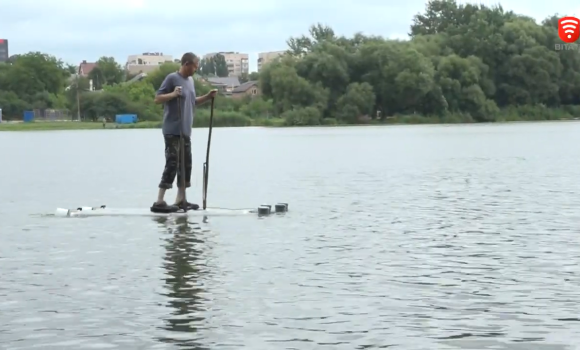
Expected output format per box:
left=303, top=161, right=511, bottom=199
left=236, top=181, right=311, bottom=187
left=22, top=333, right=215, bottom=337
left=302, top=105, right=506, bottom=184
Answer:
left=0, top=121, right=156, bottom=131
left=0, top=118, right=287, bottom=131
left=2, top=106, right=579, bottom=131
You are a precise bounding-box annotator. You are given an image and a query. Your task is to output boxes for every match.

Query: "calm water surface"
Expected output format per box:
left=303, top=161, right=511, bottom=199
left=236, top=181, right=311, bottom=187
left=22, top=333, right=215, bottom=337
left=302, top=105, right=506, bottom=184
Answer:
left=1, top=122, right=580, bottom=349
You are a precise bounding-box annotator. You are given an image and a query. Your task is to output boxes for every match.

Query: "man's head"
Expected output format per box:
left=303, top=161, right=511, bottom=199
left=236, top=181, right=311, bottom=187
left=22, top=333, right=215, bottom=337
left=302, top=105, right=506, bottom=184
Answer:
left=180, top=52, right=199, bottom=77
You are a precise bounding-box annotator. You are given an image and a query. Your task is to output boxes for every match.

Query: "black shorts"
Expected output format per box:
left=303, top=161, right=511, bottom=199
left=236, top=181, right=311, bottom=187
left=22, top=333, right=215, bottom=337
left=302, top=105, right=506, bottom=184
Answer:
left=158, top=134, right=191, bottom=189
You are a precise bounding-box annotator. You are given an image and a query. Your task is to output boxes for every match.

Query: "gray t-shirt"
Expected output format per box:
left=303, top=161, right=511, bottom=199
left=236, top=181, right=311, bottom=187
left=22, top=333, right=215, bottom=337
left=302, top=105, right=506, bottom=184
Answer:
left=156, top=72, right=196, bottom=137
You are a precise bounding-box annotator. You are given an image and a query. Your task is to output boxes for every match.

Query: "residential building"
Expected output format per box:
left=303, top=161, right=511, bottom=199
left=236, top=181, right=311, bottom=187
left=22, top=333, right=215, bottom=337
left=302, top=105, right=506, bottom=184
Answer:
left=203, top=52, right=249, bottom=77
left=205, top=77, right=241, bottom=93
left=231, top=81, right=260, bottom=99
left=125, top=52, right=173, bottom=75
left=257, top=51, right=285, bottom=71
left=0, top=39, right=8, bottom=62
left=78, top=60, right=97, bottom=77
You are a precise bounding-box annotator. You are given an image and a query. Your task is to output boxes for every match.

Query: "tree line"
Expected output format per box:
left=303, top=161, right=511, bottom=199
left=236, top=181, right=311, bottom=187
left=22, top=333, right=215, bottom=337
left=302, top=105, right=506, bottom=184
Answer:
left=0, top=0, right=578, bottom=126
left=260, top=1, right=580, bottom=124
left=199, top=54, right=228, bottom=77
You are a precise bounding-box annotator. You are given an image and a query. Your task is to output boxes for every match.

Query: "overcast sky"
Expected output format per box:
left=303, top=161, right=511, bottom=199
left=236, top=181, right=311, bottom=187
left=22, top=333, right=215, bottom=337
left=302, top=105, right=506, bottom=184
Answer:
left=0, top=0, right=576, bottom=72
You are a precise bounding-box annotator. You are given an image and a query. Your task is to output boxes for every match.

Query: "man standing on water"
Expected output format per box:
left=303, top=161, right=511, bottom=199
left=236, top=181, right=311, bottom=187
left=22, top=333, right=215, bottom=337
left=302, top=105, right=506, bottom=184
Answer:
left=151, top=52, right=217, bottom=212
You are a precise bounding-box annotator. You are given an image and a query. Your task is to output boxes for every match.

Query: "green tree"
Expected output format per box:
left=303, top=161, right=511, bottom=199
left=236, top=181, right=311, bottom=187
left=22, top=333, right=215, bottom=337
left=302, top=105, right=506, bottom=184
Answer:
left=65, top=63, right=77, bottom=75
left=282, top=106, right=322, bottom=125
left=0, top=91, right=29, bottom=117
left=240, top=71, right=260, bottom=83
left=88, top=56, right=124, bottom=90
left=102, top=80, right=161, bottom=120
left=336, top=82, right=375, bottom=123
left=199, top=54, right=228, bottom=77
left=199, top=57, right=215, bottom=76
left=8, top=52, right=67, bottom=96
left=260, top=58, right=329, bottom=115
left=239, top=96, right=274, bottom=118
left=214, top=54, right=228, bottom=77
left=0, top=52, right=68, bottom=114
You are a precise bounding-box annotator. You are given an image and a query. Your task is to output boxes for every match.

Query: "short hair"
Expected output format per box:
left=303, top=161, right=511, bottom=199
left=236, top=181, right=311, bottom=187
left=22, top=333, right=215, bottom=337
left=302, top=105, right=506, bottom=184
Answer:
left=181, top=52, right=199, bottom=66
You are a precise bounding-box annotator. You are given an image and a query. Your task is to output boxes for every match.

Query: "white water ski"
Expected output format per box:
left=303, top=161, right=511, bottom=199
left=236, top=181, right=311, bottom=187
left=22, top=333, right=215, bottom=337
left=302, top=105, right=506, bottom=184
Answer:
left=54, top=206, right=255, bottom=218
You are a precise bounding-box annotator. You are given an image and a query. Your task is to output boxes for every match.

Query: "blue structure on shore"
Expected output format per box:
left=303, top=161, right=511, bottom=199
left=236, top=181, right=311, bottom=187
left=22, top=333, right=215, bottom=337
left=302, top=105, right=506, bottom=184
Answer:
left=23, top=111, right=34, bottom=122
left=115, top=114, right=138, bottom=124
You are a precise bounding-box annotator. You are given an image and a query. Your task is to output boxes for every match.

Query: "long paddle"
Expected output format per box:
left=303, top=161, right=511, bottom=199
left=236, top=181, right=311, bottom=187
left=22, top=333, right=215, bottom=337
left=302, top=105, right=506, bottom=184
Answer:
left=177, top=94, right=187, bottom=211
left=202, top=97, right=215, bottom=210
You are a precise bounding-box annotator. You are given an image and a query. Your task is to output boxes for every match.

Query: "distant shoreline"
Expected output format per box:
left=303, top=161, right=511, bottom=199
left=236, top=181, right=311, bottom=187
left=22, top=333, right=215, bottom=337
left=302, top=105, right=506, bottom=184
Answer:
left=0, top=119, right=282, bottom=131
left=0, top=118, right=578, bottom=132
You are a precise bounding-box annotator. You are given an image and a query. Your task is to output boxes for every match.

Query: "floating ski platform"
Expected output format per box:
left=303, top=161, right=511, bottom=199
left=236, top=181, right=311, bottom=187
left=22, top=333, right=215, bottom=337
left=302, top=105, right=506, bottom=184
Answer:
left=54, top=203, right=288, bottom=218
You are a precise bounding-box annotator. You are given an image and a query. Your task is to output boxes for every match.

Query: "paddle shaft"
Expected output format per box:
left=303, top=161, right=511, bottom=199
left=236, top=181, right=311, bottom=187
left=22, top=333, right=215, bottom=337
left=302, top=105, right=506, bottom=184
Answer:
left=202, top=97, right=215, bottom=210
left=177, top=94, right=187, bottom=209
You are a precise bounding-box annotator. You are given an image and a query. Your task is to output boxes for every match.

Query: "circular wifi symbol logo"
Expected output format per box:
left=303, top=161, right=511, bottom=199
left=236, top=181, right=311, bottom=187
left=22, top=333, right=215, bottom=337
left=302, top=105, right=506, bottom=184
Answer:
left=559, top=17, right=580, bottom=43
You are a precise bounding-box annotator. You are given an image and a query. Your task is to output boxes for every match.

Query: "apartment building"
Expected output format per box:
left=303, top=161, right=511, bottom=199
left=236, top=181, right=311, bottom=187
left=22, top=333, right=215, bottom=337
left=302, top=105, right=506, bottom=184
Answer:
left=125, top=52, right=173, bottom=75
left=0, top=39, right=9, bottom=62
left=203, top=52, right=249, bottom=77
left=257, top=51, right=285, bottom=71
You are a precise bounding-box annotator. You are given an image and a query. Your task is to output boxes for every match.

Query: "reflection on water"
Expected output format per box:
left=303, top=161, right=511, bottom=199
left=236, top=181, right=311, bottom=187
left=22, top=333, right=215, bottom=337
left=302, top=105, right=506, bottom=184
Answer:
left=156, top=217, right=209, bottom=349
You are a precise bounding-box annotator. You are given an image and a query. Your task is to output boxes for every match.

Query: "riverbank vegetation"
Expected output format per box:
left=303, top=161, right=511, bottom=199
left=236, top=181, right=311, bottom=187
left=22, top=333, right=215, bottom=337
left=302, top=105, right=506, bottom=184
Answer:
left=260, top=2, right=580, bottom=124
left=0, top=117, right=287, bottom=131
left=0, top=0, right=578, bottom=130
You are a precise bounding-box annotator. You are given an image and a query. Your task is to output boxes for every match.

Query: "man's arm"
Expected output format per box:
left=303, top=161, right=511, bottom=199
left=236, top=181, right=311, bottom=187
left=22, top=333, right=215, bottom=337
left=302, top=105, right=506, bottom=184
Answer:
left=154, top=75, right=177, bottom=104
left=195, top=94, right=212, bottom=105
left=155, top=92, right=177, bottom=104
left=195, top=90, right=218, bottom=104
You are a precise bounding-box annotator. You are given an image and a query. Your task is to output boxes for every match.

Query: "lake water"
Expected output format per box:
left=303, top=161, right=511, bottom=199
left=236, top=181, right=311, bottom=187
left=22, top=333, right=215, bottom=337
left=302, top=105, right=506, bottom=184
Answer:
left=1, top=122, right=580, bottom=349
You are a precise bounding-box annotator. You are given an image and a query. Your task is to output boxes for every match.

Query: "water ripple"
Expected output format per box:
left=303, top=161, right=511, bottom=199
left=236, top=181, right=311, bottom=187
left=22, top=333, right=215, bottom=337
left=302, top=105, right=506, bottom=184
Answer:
left=2, top=124, right=580, bottom=349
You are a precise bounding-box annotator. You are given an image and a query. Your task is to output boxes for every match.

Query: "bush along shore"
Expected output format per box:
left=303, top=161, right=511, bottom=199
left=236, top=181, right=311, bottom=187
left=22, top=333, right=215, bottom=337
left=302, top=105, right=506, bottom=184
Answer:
left=2, top=106, right=579, bottom=132
left=1, top=0, right=579, bottom=129
left=0, top=118, right=285, bottom=131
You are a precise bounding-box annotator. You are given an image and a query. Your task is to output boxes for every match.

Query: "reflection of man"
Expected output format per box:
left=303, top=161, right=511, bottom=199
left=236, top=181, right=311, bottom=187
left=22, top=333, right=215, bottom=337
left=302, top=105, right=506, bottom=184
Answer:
left=155, top=216, right=208, bottom=346
left=151, top=52, right=217, bottom=213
